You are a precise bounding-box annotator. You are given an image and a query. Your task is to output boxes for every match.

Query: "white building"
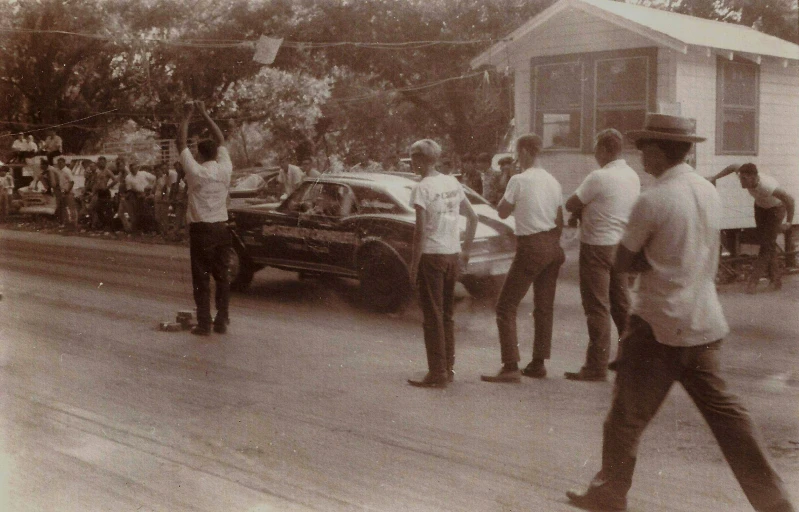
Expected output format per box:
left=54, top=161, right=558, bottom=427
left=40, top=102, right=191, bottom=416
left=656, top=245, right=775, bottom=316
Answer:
left=471, top=0, right=799, bottom=231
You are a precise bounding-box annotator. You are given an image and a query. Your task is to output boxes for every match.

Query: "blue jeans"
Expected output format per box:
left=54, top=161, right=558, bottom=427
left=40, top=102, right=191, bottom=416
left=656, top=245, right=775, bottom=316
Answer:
left=417, top=253, right=460, bottom=376
left=189, top=222, right=232, bottom=328
left=495, top=230, right=565, bottom=364
left=578, top=243, right=630, bottom=373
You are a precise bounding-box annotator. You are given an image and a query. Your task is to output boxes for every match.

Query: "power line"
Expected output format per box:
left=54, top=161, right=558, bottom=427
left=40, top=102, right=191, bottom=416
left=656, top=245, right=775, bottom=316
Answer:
left=0, top=27, right=498, bottom=50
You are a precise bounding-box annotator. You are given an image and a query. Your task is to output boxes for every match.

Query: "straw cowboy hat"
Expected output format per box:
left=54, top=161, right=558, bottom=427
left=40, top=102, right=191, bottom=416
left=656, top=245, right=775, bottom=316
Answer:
left=626, top=113, right=706, bottom=143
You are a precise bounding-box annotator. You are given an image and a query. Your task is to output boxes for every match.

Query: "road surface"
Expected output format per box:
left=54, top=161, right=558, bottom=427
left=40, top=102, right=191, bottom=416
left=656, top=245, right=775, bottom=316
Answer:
left=0, top=228, right=797, bottom=511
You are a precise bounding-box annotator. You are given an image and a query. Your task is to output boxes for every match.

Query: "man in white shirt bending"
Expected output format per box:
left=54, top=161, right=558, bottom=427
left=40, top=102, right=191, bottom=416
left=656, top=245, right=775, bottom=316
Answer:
left=709, top=163, right=795, bottom=293
left=481, top=134, right=565, bottom=383
left=407, top=139, right=478, bottom=388
left=563, top=128, right=640, bottom=382
left=178, top=101, right=233, bottom=336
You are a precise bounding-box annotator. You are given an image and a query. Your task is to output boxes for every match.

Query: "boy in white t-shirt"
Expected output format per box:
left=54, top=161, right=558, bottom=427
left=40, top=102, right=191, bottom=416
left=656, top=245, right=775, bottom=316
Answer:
left=407, top=139, right=478, bottom=388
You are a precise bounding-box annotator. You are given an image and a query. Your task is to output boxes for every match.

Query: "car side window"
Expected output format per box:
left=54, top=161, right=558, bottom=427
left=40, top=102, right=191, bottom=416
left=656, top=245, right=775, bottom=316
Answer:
left=353, top=186, right=403, bottom=214
left=281, top=182, right=317, bottom=213
left=309, top=184, right=357, bottom=217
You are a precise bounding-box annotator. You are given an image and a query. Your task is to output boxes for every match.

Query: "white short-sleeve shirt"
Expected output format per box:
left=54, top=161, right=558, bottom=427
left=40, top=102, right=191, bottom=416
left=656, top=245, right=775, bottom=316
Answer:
left=747, top=173, right=782, bottom=209
left=180, top=146, right=233, bottom=224
left=621, top=163, right=728, bottom=347
left=410, top=173, right=465, bottom=254
left=503, top=167, right=562, bottom=236
left=575, top=159, right=640, bottom=245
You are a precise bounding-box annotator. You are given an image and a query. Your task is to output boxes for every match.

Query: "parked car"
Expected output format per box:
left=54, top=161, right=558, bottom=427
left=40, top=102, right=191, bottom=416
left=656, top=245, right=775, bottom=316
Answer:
left=227, top=172, right=516, bottom=312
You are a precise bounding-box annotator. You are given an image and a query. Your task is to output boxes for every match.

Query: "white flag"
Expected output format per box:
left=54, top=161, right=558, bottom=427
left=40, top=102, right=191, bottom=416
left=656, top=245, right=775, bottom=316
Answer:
left=253, top=36, right=283, bottom=65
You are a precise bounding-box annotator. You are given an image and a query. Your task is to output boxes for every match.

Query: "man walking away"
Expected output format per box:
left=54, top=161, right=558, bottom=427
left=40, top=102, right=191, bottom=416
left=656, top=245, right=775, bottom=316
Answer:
left=407, top=139, right=478, bottom=388
left=564, top=128, right=640, bottom=382
left=567, top=114, right=796, bottom=512
left=178, top=101, right=233, bottom=336
left=709, top=163, right=794, bottom=293
left=481, top=134, right=565, bottom=383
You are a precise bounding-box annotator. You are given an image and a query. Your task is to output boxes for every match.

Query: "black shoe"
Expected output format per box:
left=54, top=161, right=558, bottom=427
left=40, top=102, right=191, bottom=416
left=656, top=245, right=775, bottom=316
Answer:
left=565, top=368, right=608, bottom=382
left=408, top=372, right=448, bottom=389
left=480, top=368, right=522, bottom=383
left=521, top=361, right=546, bottom=379
left=566, top=488, right=627, bottom=511
left=190, top=325, right=211, bottom=336
left=213, top=323, right=227, bottom=334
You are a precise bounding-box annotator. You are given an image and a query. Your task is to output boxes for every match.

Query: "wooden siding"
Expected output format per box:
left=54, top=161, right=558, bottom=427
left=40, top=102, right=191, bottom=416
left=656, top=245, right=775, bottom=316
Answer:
left=670, top=49, right=799, bottom=229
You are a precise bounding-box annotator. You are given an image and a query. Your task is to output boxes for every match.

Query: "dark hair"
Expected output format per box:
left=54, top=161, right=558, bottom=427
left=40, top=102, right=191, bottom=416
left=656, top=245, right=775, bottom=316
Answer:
left=476, top=152, right=492, bottom=164
left=738, top=162, right=758, bottom=175
left=498, top=156, right=514, bottom=166
left=0, top=166, right=9, bottom=173
left=197, top=139, right=218, bottom=161
left=516, top=134, right=543, bottom=158
left=462, top=154, right=475, bottom=163
left=595, top=128, right=624, bottom=155
left=635, top=139, right=692, bottom=165
left=98, top=156, right=107, bottom=163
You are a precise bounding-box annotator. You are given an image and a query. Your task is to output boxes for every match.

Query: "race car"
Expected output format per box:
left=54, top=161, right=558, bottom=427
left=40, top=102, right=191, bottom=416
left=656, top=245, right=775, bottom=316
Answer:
left=227, top=172, right=516, bottom=312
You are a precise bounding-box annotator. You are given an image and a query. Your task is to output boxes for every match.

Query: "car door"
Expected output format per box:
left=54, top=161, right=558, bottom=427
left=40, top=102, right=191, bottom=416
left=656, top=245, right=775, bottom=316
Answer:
left=298, top=182, right=359, bottom=274
left=255, top=182, right=319, bottom=266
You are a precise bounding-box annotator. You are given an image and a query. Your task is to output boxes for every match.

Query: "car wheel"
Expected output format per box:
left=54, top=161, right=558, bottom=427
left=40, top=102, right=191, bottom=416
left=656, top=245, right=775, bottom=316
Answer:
left=228, top=246, right=257, bottom=292
left=461, top=275, right=506, bottom=299
left=358, top=249, right=410, bottom=313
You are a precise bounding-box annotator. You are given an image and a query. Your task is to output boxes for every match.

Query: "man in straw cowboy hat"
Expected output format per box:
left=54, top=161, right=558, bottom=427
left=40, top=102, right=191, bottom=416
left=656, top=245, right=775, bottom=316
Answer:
left=567, top=114, right=795, bottom=512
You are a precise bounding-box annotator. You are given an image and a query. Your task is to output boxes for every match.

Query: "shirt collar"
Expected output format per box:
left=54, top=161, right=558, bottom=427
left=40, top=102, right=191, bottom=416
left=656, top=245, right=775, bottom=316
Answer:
left=602, top=158, right=627, bottom=169
left=657, top=162, right=692, bottom=182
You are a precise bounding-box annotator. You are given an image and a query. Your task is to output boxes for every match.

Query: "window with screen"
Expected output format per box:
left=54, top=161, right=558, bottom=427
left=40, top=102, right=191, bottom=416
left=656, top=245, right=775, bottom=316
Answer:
left=530, top=48, right=656, bottom=153
left=716, top=59, right=758, bottom=154
left=534, top=61, right=583, bottom=150
left=595, top=57, right=649, bottom=140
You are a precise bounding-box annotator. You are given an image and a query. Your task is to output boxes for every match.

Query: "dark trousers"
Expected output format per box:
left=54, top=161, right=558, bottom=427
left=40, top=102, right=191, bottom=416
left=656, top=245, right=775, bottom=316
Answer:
left=189, top=222, right=232, bottom=328
left=496, top=230, right=565, bottom=364
left=751, top=205, right=786, bottom=285
left=579, top=243, right=630, bottom=373
left=593, top=315, right=795, bottom=512
left=417, top=253, right=460, bottom=376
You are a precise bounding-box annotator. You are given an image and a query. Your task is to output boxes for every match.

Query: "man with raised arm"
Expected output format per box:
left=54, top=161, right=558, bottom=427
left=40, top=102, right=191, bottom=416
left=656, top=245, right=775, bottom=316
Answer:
left=178, top=101, right=233, bottom=336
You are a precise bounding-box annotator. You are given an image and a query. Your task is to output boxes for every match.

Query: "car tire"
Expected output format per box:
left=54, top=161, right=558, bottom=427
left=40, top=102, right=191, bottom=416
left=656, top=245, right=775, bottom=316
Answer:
left=461, top=275, right=506, bottom=299
left=358, top=249, right=410, bottom=313
left=228, top=245, right=257, bottom=292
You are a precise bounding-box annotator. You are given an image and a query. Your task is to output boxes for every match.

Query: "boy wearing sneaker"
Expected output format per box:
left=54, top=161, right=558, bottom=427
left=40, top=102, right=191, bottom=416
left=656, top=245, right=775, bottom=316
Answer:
left=407, top=139, right=477, bottom=388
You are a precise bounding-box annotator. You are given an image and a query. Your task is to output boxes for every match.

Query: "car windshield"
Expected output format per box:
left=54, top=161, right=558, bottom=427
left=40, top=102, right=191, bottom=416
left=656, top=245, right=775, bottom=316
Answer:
left=231, top=174, right=265, bottom=191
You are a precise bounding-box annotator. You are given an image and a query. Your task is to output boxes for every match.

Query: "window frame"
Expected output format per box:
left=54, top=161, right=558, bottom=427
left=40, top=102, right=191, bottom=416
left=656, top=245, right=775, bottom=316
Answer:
left=530, top=47, right=658, bottom=153
left=532, top=60, right=585, bottom=151
left=715, top=57, right=759, bottom=156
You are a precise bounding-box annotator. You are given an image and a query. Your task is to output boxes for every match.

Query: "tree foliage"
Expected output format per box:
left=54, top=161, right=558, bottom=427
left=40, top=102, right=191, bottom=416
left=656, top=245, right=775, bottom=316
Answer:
left=0, top=0, right=796, bottom=166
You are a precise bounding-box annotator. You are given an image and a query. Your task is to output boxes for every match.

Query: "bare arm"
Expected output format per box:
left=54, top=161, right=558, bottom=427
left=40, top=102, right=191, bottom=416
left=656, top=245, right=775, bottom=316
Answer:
left=177, top=102, right=194, bottom=153
left=564, top=194, right=584, bottom=215
left=496, top=198, right=513, bottom=219
left=773, top=188, right=795, bottom=225
left=460, top=197, right=478, bottom=267
left=196, top=101, right=225, bottom=146
left=708, top=164, right=740, bottom=185
left=410, top=205, right=426, bottom=287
